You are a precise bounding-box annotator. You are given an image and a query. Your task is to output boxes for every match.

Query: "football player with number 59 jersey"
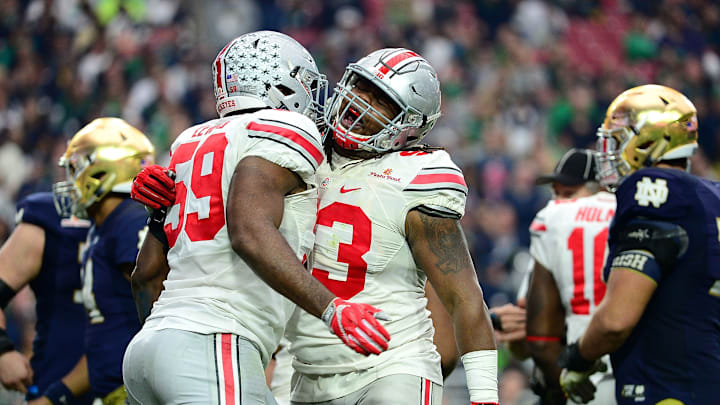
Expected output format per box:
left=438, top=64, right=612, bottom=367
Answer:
left=124, top=31, right=391, bottom=405
left=286, top=48, right=498, bottom=405
left=141, top=106, right=324, bottom=364
left=560, top=85, right=720, bottom=404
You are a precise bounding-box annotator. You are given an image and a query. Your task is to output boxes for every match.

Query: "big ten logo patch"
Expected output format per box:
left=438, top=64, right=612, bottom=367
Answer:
left=634, top=177, right=668, bottom=208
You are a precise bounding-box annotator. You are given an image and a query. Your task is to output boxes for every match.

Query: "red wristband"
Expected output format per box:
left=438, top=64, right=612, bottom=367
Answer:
left=526, top=335, right=562, bottom=342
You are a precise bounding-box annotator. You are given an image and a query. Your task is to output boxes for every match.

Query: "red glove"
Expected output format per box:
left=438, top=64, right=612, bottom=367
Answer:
left=131, top=165, right=176, bottom=210
left=321, top=298, right=391, bottom=356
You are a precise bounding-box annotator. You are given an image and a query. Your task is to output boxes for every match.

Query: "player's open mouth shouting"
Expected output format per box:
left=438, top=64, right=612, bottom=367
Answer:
left=341, top=105, right=366, bottom=132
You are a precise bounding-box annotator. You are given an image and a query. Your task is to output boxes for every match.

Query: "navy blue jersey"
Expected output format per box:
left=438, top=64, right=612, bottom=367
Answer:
left=604, top=168, right=720, bottom=404
left=15, top=192, right=94, bottom=404
left=80, top=198, right=147, bottom=397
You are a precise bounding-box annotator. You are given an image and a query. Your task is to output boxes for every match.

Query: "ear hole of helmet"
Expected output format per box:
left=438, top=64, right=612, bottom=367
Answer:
left=91, top=171, right=106, bottom=180
left=637, top=141, right=653, bottom=150
left=276, top=84, right=295, bottom=96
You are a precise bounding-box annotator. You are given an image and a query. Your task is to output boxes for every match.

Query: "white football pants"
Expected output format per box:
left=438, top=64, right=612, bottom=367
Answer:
left=290, top=374, right=442, bottom=405
left=123, top=328, right=277, bottom=405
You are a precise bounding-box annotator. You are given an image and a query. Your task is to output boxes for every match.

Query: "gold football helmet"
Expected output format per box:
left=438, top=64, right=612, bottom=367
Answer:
left=53, top=117, right=155, bottom=218
left=596, top=84, right=698, bottom=190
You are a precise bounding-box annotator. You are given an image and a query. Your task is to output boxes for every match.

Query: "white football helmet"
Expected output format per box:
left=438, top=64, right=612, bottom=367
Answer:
left=324, top=48, right=442, bottom=153
left=212, top=31, right=327, bottom=122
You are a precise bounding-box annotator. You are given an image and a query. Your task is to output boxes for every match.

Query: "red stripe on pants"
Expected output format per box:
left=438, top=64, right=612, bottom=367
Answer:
left=221, top=334, right=235, bottom=405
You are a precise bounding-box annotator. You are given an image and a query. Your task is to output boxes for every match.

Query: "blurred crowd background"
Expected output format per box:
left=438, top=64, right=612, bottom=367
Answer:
left=2, top=0, right=720, bottom=403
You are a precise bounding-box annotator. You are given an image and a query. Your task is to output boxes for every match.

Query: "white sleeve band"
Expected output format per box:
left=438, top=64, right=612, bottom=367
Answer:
left=462, top=350, right=498, bottom=403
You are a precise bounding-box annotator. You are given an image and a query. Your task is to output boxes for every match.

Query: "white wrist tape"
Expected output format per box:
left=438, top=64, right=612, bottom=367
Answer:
left=462, top=350, right=498, bottom=403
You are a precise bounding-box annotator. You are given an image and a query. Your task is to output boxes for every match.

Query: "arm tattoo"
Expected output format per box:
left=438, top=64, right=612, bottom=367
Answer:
left=419, top=214, right=471, bottom=275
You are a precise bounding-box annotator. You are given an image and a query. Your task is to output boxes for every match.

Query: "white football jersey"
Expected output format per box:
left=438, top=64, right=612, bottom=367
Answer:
left=270, top=338, right=292, bottom=405
left=144, top=109, right=324, bottom=366
left=286, top=149, right=468, bottom=402
left=529, top=191, right=616, bottom=342
left=529, top=191, right=617, bottom=403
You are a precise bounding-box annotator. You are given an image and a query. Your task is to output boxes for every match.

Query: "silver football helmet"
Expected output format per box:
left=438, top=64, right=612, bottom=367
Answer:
left=324, top=48, right=442, bottom=153
left=212, top=31, right=327, bottom=122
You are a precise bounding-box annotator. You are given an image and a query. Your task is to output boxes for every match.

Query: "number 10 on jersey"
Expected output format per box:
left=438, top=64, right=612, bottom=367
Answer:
left=567, top=227, right=608, bottom=314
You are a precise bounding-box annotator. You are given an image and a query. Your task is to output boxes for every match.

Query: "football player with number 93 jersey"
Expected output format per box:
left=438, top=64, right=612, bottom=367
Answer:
left=283, top=48, right=498, bottom=405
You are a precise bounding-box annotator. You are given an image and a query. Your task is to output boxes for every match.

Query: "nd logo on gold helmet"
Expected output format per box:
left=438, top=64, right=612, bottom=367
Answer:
left=595, top=84, right=698, bottom=190
left=53, top=117, right=155, bottom=219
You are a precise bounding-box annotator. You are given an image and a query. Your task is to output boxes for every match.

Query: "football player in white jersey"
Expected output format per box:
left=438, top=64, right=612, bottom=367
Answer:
left=129, top=47, right=498, bottom=405
left=525, top=148, right=616, bottom=405
left=267, top=283, right=459, bottom=405
left=123, top=31, right=391, bottom=405
left=283, top=48, right=498, bottom=405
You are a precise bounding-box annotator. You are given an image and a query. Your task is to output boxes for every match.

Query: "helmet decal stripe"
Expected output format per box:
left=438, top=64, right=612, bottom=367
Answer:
left=215, top=40, right=234, bottom=92
left=378, top=50, right=420, bottom=75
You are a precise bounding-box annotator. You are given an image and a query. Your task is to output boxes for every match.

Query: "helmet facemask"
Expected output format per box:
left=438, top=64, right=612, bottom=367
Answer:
left=595, top=125, right=634, bottom=191
left=54, top=151, right=109, bottom=219
left=326, top=71, right=426, bottom=153
left=53, top=164, right=82, bottom=219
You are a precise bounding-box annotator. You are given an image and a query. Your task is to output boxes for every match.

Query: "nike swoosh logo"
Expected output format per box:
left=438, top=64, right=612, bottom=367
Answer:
left=340, top=186, right=361, bottom=193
